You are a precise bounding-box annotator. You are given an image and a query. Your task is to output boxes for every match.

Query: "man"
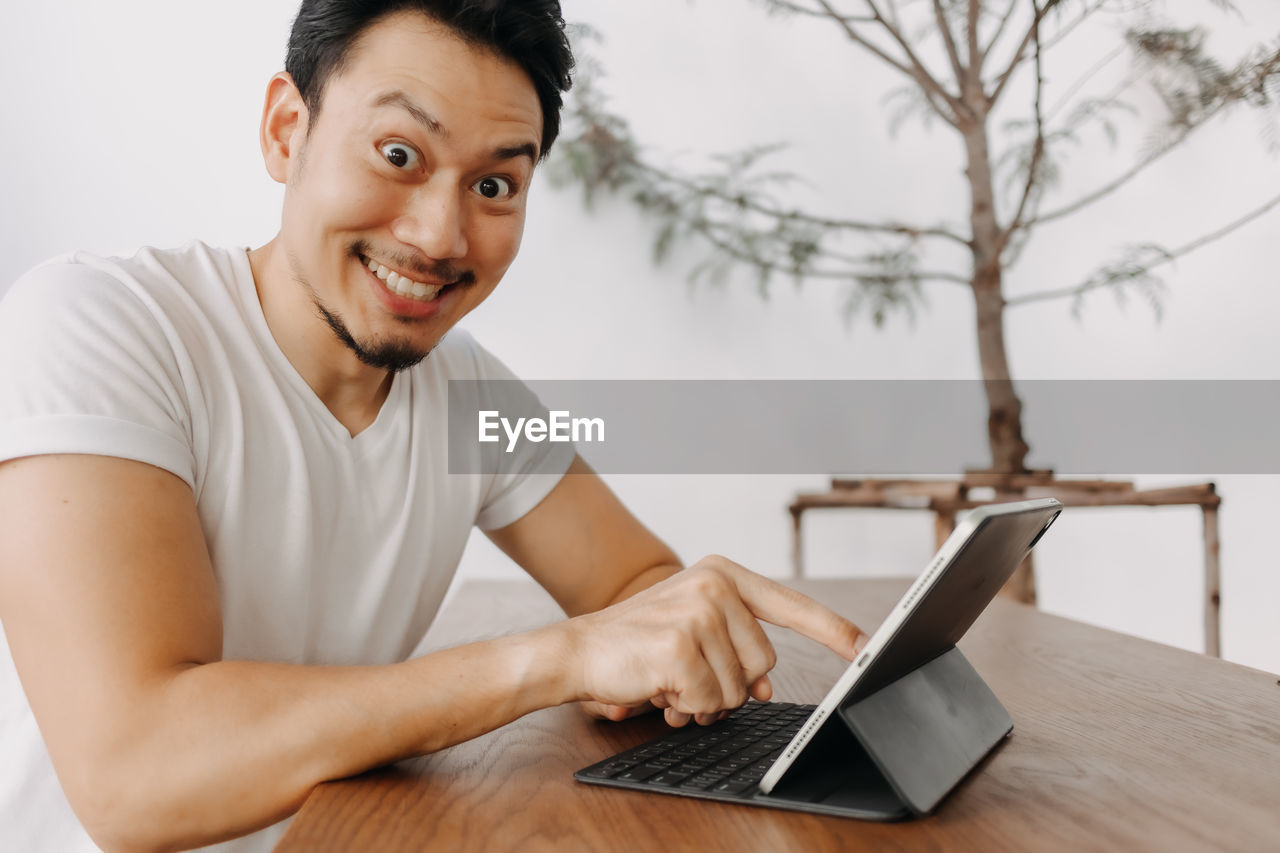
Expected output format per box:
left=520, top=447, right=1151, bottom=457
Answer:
left=0, top=2, right=866, bottom=850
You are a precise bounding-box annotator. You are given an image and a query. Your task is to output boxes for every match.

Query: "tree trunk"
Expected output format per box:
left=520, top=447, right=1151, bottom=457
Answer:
left=960, top=114, right=1030, bottom=475
left=961, top=109, right=1036, bottom=602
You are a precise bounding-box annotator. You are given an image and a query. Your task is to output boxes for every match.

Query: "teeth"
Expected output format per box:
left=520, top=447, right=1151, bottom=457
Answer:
left=362, top=255, right=447, bottom=302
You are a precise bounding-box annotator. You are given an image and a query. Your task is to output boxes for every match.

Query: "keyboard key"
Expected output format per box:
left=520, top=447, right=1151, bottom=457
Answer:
left=629, top=747, right=665, bottom=760
left=713, top=779, right=757, bottom=795
left=615, top=763, right=668, bottom=782
left=675, top=761, right=710, bottom=774
left=680, top=772, right=727, bottom=790
left=647, top=771, right=690, bottom=787
left=581, top=760, right=639, bottom=779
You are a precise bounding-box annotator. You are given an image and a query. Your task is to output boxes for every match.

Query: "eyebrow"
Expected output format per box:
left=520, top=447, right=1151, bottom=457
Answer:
left=371, top=90, right=539, bottom=165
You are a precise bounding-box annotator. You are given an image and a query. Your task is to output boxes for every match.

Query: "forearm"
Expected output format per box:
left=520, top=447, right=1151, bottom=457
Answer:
left=86, top=624, right=577, bottom=852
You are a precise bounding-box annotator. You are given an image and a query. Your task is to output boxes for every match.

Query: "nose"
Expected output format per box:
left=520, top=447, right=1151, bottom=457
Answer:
left=393, top=178, right=468, bottom=261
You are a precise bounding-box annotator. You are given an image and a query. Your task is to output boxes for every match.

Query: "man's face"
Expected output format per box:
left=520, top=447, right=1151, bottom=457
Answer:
left=279, top=12, right=542, bottom=371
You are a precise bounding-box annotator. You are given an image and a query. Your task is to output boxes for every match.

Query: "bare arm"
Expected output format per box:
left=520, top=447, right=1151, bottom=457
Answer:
left=0, top=455, right=577, bottom=852
left=1, top=453, right=866, bottom=851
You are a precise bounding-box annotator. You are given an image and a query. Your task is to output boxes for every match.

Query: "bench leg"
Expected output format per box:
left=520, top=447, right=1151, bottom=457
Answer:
left=791, top=508, right=804, bottom=579
left=1203, top=506, right=1221, bottom=658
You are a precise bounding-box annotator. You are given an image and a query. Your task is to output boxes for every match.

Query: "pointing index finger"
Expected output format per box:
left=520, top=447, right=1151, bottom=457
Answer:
left=722, top=562, right=868, bottom=661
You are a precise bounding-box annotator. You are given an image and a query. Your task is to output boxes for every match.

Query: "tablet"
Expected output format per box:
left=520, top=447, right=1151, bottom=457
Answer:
left=757, top=497, right=1062, bottom=794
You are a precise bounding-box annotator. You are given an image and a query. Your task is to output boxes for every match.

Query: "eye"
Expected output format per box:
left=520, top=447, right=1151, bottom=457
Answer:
left=379, top=141, right=421, bottom=171
left=472, top=175, right=516, bottom=200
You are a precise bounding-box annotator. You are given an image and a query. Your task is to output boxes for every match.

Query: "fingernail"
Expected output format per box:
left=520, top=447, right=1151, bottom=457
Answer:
left=853, top=632, right=869, bottom=655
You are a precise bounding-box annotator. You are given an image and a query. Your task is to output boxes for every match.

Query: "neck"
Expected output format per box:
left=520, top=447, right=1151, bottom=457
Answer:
left=247, top=239, right=394, bottom=436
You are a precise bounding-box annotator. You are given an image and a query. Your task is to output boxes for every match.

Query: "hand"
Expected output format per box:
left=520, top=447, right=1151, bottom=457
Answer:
left=565, top=555, right=868, bottom=727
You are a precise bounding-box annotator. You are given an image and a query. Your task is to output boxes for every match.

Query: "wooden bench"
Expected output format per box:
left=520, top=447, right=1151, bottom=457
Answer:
left=788, top=473, right=1223, bottom=655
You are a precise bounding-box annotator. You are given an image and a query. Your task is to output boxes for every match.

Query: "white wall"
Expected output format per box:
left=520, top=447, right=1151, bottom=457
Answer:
left=1, top=1, right=1276, bottom=673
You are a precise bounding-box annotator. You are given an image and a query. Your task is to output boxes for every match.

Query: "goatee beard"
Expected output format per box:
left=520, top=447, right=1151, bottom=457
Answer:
left=314, top=301, right=432, bottom=373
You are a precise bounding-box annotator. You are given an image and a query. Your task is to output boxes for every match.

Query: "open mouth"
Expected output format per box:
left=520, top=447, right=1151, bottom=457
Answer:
left=359, top=253, right=458, bottom=303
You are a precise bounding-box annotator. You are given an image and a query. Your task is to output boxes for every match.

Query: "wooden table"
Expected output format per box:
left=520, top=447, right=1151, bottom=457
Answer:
left=277, top=579, right=1280, bottom=852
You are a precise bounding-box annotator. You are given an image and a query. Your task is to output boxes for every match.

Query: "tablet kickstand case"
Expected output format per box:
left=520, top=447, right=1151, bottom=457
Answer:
left=759, top=645, right=1013, bottom=820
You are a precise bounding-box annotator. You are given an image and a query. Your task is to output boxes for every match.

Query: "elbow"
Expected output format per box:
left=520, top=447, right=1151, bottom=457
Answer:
left=64, top=753, right=199, bottom=853
left=66, top=762, right=155, bottom=853
left=65, top=750, right=307, bottom=853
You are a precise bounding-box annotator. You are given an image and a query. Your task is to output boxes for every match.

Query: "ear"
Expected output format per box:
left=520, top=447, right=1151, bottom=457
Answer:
left=258, top=72, right=308, bottom=184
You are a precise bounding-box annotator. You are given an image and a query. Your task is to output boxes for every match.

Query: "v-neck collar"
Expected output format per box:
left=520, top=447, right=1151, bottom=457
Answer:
left=233, top=247, right=404, bottom=449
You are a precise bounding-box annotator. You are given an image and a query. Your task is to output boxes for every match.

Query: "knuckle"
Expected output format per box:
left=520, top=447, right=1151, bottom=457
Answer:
left=661, top=627, right=691, bottom=659
left=691, top=567, right=731, bottom=598
left=688, top=555, right=735, bottom=582
left=690, top=598, right=725, bottom=631
left=684, top=568, right=716, bottom=595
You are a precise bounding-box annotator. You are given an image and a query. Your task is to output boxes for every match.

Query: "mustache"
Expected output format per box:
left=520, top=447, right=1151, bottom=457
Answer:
left=351, top=240, right=475, bottom=286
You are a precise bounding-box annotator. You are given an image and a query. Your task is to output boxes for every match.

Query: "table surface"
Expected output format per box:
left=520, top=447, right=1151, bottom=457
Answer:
left=277, top=578, right=1280, bottom=852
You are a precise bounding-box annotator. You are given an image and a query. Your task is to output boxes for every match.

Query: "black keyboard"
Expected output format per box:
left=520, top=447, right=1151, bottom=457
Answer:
left=575, top=701, right=816, bottom=798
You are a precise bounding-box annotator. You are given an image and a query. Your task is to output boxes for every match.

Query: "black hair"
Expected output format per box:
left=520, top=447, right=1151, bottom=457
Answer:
left=285, top=0, right=573, bottom=159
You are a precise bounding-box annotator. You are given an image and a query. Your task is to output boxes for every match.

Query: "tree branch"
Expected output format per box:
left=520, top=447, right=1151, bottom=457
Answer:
left=988, top=0, right=1062, bottom=106
left=846, top=0, right=968, bottom=122
left=1006, top=190, right=1280, bottom=307
left=884, top=0, right=903, bottom=30
left=932, top=0, right=967, bottom=86
left=698, top=218, right=972, bottom=284
left=999, top=0, right=1047, bottom=252
left=981, top=0, right=1020, bottom=67
left=629, top=157, right=973, bottom=246
left=761, top=0, right=874, bottom=23
left=698, top=222, right=971, bottom=285
left=807, top=0, right=919, bottom=79
left=1044, top=43, right=1128, bottom=123
left=1029, top=45, right=1280, bottom=227
left=996, top=0, right=1110, bottom=82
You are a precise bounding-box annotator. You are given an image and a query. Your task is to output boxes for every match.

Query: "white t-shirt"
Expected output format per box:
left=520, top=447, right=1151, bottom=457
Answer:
left=0, top=241, right=574, bottom=851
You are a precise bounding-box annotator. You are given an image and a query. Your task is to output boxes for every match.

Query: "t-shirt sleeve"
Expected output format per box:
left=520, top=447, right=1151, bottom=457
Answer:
left=0, top=258, right=196, bottom=487
left=450, top=333, right=575, bottom=531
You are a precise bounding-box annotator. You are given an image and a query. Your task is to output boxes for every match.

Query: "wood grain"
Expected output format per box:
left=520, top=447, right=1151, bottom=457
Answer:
left=277, top=579, right=1280, bottom=852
